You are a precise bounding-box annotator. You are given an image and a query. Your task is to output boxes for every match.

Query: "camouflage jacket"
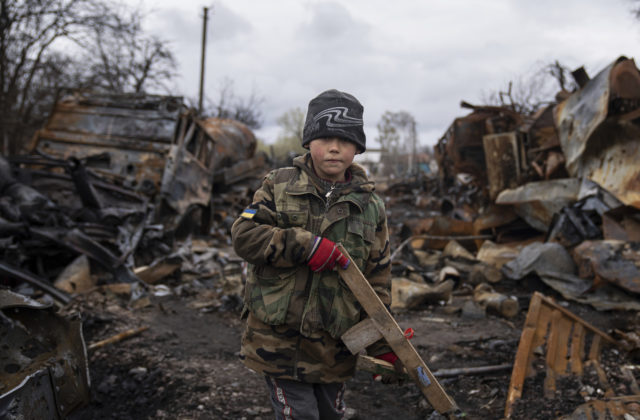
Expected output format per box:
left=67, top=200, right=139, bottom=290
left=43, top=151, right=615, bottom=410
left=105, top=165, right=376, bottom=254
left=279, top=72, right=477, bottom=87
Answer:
left=231, top=153, right=391, bottom=383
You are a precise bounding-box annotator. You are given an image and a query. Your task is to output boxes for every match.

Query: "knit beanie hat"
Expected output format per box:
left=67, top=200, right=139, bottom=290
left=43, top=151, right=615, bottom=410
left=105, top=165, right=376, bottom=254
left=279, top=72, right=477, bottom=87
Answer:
left=302, top=89, right=366, bottom=153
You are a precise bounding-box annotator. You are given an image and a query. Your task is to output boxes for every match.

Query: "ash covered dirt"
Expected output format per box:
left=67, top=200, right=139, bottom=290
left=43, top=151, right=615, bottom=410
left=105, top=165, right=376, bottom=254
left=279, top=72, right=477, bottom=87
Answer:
left=66, top=278, right=637, bottom=420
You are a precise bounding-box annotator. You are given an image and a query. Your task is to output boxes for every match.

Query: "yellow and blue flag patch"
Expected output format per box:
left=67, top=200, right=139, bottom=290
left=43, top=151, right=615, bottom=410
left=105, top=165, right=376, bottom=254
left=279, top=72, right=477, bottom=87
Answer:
left=241, top=208, right=257, bottom=219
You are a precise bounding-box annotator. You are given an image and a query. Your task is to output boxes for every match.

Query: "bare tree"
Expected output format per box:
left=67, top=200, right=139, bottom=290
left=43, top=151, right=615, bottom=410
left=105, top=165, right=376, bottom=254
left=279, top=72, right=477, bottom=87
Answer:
left=482, top=60, right=578, bottom=115
left=376, top=111, right=401, bottom=158
left=263, top=107, right=306, bottom=161
left=18, top=50, right=81, bottom=133
left=276, top=107, right=305, bottom=145
left=80, top=11, right=177, bottom=94
left=202, top=78, right=264, bottom=129
left=375, top=111, right=418, bottom=177
left=0, top=0, right=177, bottom=155
left=545, top=60, right=577, bottom=92
left=1, top=0, right=100, bottom=153
left=232, top=90, right=265, bottom=130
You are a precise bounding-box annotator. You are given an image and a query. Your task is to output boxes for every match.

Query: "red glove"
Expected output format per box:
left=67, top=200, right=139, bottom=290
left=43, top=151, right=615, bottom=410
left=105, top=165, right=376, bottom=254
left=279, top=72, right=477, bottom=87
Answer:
left=374, top=352, right=404, bottom=384
left=307, top=237, right=350, bottom=272
left=373, top=329, right=412, bottom=383
left=375, top=352, right=399, bottom=365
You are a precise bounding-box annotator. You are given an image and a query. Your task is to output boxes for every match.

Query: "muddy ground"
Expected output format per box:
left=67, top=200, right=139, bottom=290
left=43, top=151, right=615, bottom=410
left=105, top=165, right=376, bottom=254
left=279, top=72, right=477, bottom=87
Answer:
left=64, top=269, right=638, bottom=420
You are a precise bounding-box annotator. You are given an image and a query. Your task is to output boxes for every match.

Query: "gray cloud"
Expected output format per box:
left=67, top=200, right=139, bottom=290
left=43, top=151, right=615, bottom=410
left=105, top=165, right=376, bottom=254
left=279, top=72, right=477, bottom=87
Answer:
left=210, top=3, right=253, bottom=43
left=140, top=0, right=640, bottom=147
left=298, top=2, right=371, bottom=49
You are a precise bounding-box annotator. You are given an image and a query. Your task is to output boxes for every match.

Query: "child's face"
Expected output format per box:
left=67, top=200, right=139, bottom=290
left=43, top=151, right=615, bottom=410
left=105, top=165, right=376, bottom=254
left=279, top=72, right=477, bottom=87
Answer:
left=308, top=137, right=357, bottom=182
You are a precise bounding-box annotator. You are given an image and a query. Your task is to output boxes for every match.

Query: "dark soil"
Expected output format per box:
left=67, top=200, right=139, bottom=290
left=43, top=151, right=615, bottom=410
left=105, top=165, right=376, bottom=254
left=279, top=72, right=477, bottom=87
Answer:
left=66, top=281, right=639, bottom=420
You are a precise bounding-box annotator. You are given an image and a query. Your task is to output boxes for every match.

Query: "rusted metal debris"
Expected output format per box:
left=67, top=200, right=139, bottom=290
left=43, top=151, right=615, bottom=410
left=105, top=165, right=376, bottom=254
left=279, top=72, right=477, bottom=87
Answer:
left=434, top=102, right=523, bottom=200
left=0, top=289, right=90, bottom=419
left=502, top=241, right=640, bottom=311
left=25, top=90, right=268, bottom=232
left=429, top=56, right=640, bottom=237
left=30, top=91, right=183, bottom=193
left=483, top=131, right=522, bottom=200
left=2, top=56, right=640, bottom=418
left=0, top=262, right=72, bottom=305
left=1, top=91, right=270, bottom=417
left=2, top=90, right=268, bottom=297
left=381, top=55, right=640, bottom=319
left=497, top=178, right=584, bottom=232
left=555, top=56, right=640, bottom=209
left=572, top=240, right=640, bottom=295
left=505, top=292, right=639, bottom=419
left=602, top=205, right=640, bottom=241
left=158, top=115, right=265, bottom=230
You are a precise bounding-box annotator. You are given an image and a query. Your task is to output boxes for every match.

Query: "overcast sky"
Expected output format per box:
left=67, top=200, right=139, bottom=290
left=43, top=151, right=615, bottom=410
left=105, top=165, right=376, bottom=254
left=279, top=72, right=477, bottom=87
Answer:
left=138, top=0, right=640, bottom=148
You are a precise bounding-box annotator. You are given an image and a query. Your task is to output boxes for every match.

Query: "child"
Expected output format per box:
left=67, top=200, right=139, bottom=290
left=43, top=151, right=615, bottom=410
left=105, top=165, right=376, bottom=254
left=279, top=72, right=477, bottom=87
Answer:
left=231, top=89, right=395, bottom=419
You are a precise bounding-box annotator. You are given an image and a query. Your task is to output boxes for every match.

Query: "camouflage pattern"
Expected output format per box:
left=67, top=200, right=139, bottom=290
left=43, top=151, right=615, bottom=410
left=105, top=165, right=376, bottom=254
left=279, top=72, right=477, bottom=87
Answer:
left=241, top=313, right=358, bottom=383
left=231, top=153, right=391, bottom=383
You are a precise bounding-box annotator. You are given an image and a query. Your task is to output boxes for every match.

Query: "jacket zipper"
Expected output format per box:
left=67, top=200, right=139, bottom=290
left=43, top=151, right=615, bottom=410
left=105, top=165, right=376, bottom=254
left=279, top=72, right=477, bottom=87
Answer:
left=295, top=184, right=335, bottom=379
left=325, top=183, right=336, bottom=211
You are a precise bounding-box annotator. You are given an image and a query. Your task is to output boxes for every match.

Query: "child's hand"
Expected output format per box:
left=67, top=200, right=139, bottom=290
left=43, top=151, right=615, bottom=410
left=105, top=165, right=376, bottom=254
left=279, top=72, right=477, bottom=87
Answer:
left=307, top=237, right=350, bottom=272
left=373, top=352, right=405, bottom=384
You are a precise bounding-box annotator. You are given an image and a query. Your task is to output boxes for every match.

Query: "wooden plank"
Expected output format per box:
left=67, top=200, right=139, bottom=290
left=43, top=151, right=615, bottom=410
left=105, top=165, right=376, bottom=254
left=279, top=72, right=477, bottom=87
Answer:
left=607, top=400, right=632, bottom=416
left=553, top=315, right=573, bottom=374
left=544, top=310, right=561, bottom=397
left=356, top=355, right=410, bottom=380
left=505, top=292, right=630, bottom=418
left=545, top=310, right=561, bottom=373
left=535, top=293, right=616, bottom=345
left=591, top=361, right=615, bottom=398
left=505, top=292, right=544, bottom=418
left=505, top=326, right=537, bottom=418
left=543, top=366, right=557, bottom=399
left=569, top=323, right=585, bottom=374
left=616, top=107, right=640, bottom=122
left=341, top=318, right=384, bottom=355
left=589, top=335, right=602, bottom=361
left=530, top=304, right=552, bottom=378
left=337, top=245, right=457, bottom=414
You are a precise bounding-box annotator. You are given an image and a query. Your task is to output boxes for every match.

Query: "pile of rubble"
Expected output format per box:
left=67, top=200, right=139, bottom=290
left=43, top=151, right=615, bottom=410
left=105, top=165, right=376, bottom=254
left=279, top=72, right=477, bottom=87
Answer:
left=381, top=55, right=640, bottom=418
left=2, top=56, right=640, bottom=419
left=386, top=56, right=640, bottom=312
left=0, top=91, right=266, bottom=418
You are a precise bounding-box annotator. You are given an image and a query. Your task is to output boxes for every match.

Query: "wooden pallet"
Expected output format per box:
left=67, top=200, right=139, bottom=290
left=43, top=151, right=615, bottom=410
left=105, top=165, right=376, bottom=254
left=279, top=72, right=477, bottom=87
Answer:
left=337, top=245, right=458, bottom=414
left=504, top=292, right=639, bottom=418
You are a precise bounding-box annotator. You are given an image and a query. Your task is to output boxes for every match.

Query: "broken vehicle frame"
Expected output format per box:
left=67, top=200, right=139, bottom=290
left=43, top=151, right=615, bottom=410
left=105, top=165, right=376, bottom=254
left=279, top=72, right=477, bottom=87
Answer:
left=554, top=55, right=640, bottom=209
left=27, top=90, right=264, bottom=234
left=0, top=289, right=90, bottom=419
left=26, top=90, right=219, bottom=233
left=28, top=90, right=183, bottom=195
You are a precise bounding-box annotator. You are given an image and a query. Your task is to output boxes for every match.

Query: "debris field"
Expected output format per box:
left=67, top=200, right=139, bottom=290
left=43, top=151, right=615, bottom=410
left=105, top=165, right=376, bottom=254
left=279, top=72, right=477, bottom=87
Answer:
left=2, top=56, right=640, bottom=419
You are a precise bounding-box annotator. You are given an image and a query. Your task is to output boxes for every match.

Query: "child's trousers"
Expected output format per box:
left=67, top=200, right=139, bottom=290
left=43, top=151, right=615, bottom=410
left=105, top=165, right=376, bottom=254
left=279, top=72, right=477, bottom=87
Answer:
left=265, top=376, right=346, bottom=420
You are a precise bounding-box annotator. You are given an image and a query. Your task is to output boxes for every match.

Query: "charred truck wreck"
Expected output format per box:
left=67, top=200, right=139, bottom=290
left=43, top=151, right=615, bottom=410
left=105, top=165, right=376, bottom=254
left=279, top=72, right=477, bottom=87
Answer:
left=0, top=91, right=268, bottom=418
